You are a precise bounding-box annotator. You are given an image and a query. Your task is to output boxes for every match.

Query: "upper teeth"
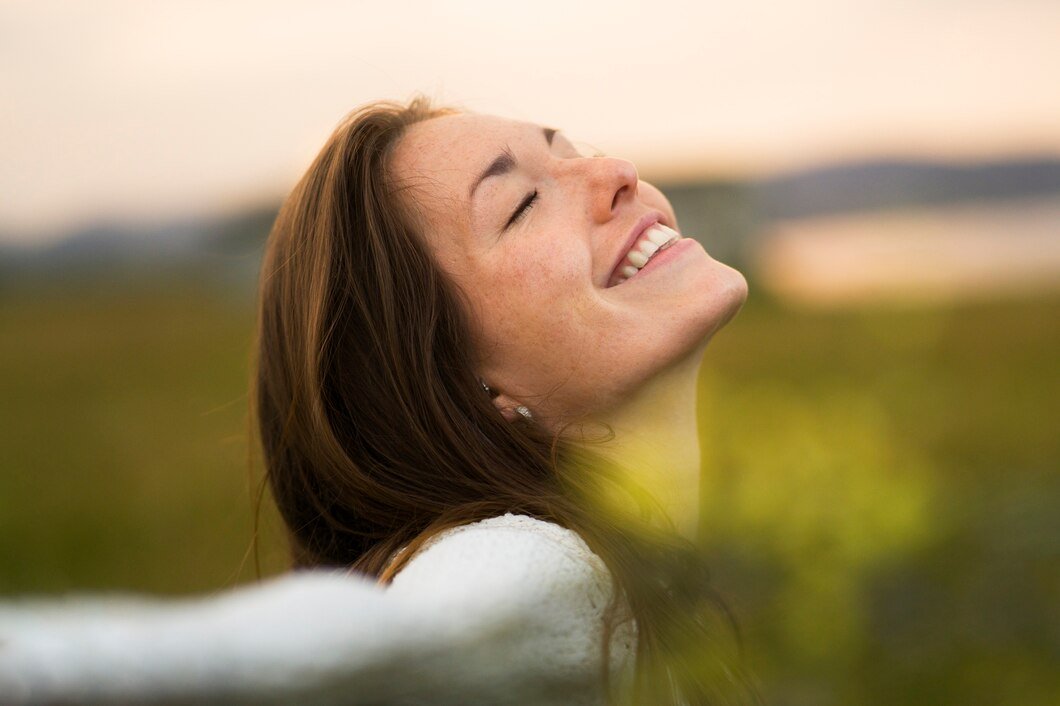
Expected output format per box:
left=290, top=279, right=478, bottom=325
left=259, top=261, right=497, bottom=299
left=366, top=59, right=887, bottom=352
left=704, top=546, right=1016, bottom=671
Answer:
left=611, top=224, right=680, bottom=286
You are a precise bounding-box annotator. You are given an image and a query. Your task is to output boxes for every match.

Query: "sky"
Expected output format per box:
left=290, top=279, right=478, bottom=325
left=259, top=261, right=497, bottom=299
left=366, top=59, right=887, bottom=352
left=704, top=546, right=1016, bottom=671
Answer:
left=2, top=0, right=1059, bottom=243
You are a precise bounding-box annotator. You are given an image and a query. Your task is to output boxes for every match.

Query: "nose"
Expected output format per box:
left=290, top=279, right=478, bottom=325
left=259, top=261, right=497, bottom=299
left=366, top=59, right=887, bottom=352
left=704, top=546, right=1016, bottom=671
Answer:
left=581, top=156, right=640, bottom=223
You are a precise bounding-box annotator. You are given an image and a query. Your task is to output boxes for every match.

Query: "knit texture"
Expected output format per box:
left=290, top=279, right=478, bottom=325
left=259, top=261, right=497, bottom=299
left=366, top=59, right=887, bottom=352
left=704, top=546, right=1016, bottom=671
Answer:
left=0, top=513, right=636, bottom=704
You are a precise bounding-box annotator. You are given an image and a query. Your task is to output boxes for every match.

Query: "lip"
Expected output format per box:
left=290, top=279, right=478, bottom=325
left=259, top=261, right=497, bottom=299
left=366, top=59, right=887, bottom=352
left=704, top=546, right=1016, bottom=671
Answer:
left=605, top=211, right=672, bottom=288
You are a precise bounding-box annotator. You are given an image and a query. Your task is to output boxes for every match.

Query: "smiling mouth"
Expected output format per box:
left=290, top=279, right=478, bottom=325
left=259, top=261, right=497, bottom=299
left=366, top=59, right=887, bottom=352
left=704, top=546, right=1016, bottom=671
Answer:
left=606, top=223, right=681, bottom=287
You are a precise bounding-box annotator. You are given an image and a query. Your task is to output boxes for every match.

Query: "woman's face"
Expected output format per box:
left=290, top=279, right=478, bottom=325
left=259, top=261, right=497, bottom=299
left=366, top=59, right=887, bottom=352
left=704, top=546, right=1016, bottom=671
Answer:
left=390, top=112, right=747, bottom=423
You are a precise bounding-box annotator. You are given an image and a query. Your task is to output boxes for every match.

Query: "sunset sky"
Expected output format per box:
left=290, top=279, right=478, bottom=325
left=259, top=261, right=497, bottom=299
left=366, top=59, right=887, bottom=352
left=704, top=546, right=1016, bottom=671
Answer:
left=2, top=0, right=1058, bottom=243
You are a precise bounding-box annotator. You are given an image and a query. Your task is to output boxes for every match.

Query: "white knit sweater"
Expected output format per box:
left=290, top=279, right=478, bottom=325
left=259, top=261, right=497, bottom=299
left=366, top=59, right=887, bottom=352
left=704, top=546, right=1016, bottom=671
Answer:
left=0, top=513, right=637, bottom=704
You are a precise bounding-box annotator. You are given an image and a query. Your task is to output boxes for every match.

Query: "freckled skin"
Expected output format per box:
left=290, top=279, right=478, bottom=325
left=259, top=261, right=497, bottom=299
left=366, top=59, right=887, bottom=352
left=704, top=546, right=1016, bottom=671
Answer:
left=390, top=113, right=748, bottom=425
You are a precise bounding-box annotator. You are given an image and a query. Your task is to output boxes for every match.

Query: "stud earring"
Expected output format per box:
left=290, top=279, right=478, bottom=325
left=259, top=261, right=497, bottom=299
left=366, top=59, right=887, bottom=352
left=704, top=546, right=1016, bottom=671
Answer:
left=479, top=378, right=533, bottom=423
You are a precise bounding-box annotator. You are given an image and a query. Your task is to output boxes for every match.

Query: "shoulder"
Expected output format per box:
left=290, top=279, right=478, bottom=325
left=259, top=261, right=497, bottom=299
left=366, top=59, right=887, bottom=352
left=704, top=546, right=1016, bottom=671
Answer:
left=389, top=513, right=612, bottom=608
left=386, top=513, right=633, bottom=692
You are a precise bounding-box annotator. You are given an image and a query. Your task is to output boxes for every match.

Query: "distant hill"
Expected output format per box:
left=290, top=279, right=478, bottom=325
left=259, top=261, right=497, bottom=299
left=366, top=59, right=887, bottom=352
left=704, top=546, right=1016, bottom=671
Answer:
left=0, top=206, right=278, bottom=281
left=660, top=156, right=1060, bottom=264
left=753, top=156, right=1060, bottom=220
left=3, top=156, right=1059, bottom=277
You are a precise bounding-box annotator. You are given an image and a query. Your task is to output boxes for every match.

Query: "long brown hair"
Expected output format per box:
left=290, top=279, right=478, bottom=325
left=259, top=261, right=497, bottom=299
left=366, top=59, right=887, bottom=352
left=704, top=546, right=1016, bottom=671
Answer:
left=252, top=95, right=756, bottom=704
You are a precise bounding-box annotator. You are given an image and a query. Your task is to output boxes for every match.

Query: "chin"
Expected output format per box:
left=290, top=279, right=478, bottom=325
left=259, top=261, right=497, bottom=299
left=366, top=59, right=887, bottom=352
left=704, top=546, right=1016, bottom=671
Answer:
left=714, top=261, right=749, bottom=325
left=682, top=257, right=748, bottom=354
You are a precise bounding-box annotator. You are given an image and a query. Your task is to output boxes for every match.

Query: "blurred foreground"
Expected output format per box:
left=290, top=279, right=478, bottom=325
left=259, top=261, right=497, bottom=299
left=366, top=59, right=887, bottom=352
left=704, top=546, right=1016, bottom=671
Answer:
left=0, top=267, right=1056, bottom=705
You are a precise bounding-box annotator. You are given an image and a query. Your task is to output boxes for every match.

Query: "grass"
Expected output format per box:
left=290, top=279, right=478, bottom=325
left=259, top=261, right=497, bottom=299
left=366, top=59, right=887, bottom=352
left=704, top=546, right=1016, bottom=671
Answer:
left=0, top=272, right=289, bottom=594
left=0, top=272, right=1056, bottom=704
left=699, top=293, right=1060, bottom=705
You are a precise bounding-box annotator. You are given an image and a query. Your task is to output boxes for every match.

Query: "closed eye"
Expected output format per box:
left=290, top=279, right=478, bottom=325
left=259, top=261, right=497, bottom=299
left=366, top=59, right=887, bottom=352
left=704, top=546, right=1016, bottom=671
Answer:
left=505, top=190, right=538, bottom=230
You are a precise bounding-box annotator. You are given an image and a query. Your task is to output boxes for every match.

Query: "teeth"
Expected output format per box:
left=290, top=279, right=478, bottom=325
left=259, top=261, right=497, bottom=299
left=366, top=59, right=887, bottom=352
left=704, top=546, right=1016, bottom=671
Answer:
left=627, top=249, right=649, bottom=268
left=610, top=222, right=684, bottom=287
left=646, top=225, right=671, bottom=246
left=638, top=239, right=661, bottom=256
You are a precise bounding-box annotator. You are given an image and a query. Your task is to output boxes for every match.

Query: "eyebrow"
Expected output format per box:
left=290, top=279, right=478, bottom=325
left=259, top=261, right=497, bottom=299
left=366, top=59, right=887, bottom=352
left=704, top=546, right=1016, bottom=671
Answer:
left=468, top=126, right=557, bottom=202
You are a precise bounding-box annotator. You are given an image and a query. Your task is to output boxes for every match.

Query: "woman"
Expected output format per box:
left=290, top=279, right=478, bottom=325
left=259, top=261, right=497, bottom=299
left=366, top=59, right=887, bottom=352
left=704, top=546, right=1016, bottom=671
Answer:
left=256, top=93, right=751, bottom=701
left=0, top=96, right=752, bottom=705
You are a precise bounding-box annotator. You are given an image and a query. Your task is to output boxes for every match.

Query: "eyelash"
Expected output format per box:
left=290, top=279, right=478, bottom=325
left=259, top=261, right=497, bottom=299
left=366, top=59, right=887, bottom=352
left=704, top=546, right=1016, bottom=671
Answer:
left=506, top=190, right=538, bottom=229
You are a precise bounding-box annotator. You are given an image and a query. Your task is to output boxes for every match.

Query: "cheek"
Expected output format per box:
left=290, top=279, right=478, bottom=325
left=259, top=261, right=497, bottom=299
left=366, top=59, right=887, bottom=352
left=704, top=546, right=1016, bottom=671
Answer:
left=470, top=244, right=593, bottom=359
left=487, top=265, right=570, bottom=335
left=491, top=235, right=584, bottom=303
left=505, top=239, right=581, bottom=285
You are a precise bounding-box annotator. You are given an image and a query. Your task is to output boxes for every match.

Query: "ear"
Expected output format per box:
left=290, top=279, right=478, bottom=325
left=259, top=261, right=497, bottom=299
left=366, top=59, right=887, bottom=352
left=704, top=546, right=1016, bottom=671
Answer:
left=491, top=393, right=525, bottom=423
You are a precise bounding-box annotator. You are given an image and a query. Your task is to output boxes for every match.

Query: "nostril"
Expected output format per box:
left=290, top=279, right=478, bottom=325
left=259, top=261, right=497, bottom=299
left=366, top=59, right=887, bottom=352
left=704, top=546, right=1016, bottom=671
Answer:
left=611, top=184, right=629, bottom=211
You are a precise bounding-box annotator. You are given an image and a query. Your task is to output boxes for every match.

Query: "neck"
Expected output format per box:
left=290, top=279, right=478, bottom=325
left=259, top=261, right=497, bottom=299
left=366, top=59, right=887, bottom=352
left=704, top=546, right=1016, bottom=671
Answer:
left=581, top=351, right=705, bottom=541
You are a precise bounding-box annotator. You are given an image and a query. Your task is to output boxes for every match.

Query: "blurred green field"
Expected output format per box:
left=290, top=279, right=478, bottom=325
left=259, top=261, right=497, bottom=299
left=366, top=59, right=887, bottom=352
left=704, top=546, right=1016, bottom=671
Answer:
left=0, top=272, right=291, bottom=595
left=1, top=273, right=1057, bottom=705
left=698, top=291, right=1059, bottom=705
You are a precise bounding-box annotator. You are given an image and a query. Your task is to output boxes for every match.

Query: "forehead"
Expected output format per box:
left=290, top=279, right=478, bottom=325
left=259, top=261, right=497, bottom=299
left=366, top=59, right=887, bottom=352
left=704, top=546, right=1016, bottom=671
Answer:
left=395, top=112, right=533, bottom=174
left=390, top=113, right=537, bottom=228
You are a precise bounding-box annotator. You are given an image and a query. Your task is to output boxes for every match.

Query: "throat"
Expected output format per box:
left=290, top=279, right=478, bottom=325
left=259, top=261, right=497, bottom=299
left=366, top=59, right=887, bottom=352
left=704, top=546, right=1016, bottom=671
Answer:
left=578, top=354, right=704, bottom=540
